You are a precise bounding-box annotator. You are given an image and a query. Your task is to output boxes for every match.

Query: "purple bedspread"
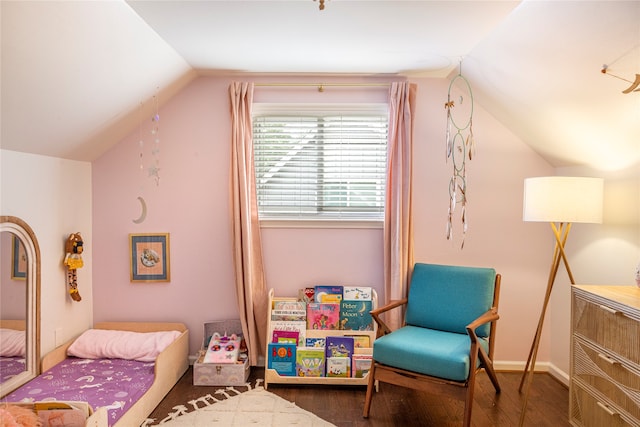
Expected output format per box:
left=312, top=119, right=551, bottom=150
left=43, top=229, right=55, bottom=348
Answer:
left=1, top=357, right=155, bottom=426
left=0, top=356, right=26, bottom=382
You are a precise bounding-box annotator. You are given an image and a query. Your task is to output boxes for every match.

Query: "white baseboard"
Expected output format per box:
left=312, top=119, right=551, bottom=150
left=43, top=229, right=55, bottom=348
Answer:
left=547, top=362, right=570, bottom=387
left=187, top=356, right=570, bottom=387
left=493, top=360, right=544, bottom=372
left=494, top=360, right=569, bottom=387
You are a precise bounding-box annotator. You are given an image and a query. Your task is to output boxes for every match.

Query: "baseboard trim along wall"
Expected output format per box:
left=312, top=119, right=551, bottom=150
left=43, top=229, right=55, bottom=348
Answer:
left=186, top=356, right=569, bottom=387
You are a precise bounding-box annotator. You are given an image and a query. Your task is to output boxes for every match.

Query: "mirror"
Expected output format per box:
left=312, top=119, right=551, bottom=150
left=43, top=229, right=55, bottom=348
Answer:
left=0, top=216, right=40, bottom=397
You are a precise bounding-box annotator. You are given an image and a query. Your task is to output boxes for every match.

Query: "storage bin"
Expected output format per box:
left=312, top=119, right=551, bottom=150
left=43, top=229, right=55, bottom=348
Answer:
left=193, top=319, right=250, bottom=386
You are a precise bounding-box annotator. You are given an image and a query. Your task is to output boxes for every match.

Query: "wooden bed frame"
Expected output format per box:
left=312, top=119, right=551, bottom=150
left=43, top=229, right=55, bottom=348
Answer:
left=0, top=319, right=26, bottom=330
left=41, top=321, right=189, bottom=427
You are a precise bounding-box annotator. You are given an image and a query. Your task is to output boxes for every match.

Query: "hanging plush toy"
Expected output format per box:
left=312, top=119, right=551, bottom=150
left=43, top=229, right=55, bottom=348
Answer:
left=63, top=233, right=84, bottom=302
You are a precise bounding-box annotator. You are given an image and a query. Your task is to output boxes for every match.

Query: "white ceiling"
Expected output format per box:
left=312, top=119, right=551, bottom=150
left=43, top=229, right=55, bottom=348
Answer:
left=1, top=0, right=639, bottom=171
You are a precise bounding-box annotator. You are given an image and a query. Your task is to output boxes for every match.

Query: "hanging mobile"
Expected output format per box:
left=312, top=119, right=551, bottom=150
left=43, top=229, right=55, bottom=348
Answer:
left=444, top=62, right=475, bottom=248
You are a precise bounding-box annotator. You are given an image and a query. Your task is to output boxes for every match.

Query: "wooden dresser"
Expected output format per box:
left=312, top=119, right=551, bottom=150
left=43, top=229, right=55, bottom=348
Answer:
left=570, top=285, right=640, bottom=427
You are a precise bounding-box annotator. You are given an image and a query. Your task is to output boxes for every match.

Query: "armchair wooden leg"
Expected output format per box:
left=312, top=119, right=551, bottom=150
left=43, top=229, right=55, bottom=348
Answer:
left=484, top=363, right=501, bottom=393
left=463, top=379, right=475, bottom=427
left=478, top=348, right=501, bottom=393
left=363, top=362, right=377, bottom=418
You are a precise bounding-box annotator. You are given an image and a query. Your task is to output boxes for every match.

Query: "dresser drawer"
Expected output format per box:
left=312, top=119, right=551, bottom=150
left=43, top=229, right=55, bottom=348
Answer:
left=570, top=381, right=639, bottom=427
left=573, top=294, right=640, bottom=365
left=573, top=337, right=640, bottom=420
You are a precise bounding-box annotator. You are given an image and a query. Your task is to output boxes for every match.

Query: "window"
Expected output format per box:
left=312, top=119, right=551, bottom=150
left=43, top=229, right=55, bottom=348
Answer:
left=252, top=104, right=389, bottom=223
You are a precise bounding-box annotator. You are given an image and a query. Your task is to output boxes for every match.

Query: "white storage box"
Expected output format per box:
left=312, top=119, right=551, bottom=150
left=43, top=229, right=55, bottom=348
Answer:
left=193, top=319, right=250, bottom=386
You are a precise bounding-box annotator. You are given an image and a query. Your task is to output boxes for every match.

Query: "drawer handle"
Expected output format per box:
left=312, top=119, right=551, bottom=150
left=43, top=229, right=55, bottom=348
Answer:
left=596, top=401, right=618, bottom=417
left=598, top=304, right=619, bottom=315
left=597, top=353, right=618, bottom=365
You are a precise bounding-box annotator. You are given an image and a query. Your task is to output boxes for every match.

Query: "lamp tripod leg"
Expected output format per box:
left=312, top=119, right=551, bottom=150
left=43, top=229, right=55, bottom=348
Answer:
left=518, top=223, right=573, bottom=426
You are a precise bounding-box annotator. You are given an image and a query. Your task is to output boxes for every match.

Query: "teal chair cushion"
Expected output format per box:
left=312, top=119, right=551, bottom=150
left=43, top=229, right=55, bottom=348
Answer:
left=372, top=325, right=489, bottom=381
left=405, top=263, right=496, bottom=337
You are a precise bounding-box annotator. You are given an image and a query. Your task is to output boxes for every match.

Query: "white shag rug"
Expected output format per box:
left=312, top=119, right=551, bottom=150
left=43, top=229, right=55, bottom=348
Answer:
left=141, top=380, right=336, bottom=427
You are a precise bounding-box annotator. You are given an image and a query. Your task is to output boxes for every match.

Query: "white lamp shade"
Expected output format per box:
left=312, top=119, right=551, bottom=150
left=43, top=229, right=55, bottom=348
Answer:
left=523, top=176, right=603, bottom=224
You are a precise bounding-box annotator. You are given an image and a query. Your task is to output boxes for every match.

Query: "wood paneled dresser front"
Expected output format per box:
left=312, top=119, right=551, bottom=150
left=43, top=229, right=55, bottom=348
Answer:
left=571, top=285, right=640, bottom=427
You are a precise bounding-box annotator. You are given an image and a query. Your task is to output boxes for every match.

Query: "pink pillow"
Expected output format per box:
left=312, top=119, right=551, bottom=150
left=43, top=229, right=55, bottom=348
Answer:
left=0, top=328, right=25, bottom=357
left=67, top=329, right=181, bottom=362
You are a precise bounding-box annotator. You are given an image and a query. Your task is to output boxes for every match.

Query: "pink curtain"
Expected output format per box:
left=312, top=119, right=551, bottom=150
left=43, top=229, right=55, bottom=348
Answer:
left=384, top=82, right=417, bottom=330
left=229, top=82, right=268, bottom=365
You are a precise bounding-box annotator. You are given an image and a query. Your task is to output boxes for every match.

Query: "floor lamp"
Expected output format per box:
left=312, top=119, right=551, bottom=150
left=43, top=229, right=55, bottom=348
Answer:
left=518, top=176, right=603, bottom=426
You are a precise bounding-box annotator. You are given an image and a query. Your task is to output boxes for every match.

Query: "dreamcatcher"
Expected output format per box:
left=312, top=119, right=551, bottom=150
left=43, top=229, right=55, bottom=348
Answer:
left=445, top=68, right=475, bottom=249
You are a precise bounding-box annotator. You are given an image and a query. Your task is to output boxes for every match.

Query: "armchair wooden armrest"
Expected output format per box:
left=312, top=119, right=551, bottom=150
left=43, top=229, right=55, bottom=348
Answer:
left=370, top=298, right=408, bottom=336
left=465, top=307, right=500, bottom=390
left=465, top=307, right=499, bottom=339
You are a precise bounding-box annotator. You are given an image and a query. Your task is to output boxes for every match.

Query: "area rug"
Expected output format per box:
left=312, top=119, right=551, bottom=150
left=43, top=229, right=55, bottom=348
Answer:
left=141, top=379, right=336, bottom=426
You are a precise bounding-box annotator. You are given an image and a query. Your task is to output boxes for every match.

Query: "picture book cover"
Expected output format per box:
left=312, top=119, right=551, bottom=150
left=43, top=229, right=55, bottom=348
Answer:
left=352, top=354, right=373, bottom=378
left=271, top=303, right=307, bottom=321
left=295, top=346, right=326, bottom=377
left=325, top=336, right=355, bottom=359
left=339, top=300, right=374, bottom=331
left=343, top=286, right=373, bottom=301
left=298, top=287, right=315, bottom=304
left=314, top=285, right=343, bottom=303
left=326, top=356, right=350, bottom=377
left=273, top=300, right=307, bottom=311
left=269, top=320, right=306, bottom=346
left=346, top=335, right=370, bottom=349
left=267, top=343, right=296, bottom=376
left=271, top=329, right=299, bottom=344
left=307, top=303, right=340, bottom=330
left=305, top=337, right=326, bottom=348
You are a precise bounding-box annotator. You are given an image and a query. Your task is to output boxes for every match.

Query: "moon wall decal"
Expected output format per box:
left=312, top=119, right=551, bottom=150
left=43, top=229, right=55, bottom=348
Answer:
left=133, top=196, right=147, bottom=224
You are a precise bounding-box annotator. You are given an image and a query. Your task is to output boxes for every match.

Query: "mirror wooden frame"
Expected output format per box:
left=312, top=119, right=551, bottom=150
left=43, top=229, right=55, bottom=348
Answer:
left=0, top=216, right=40, bottom=397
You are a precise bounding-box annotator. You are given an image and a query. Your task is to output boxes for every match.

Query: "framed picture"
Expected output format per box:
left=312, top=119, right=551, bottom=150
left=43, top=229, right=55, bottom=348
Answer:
left=11, top=235, right=27, bottom=280
left=129, top=233, right=170, bottom=282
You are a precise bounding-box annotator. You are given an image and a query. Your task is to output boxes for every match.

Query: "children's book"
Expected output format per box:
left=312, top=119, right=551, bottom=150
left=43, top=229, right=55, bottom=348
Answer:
left=269, top=320, right=306, bottom=346
left=202, top=333, right=241, bottom=364
left=272, top=301, right=307, bottom=321
left=346, top=335, right=370, bottom=349
left=314, top=285, right=343, bottom=303
left=339, top=300, right=373, bottom=331
left=271, top=329, right=299, bottom=344
left=305, top=337, right=326, bottom=348
left=298, top=287, right=315, bottom=304
left=307, top=303, right=340, bottom=330
left=274, top=300, right=307, bottom=311
left=352, top=354, right=373, bottom=378
left=343, top=286, right=373, bottom=301
left=325, top=336, right=355, bottom=359
left=326, top=356, right=350, bottom=377
left=271, top=309, right=306, bottom=321
left=267, top=343, right=296, bottom=376
left=296, top=346, right=326, bottom=377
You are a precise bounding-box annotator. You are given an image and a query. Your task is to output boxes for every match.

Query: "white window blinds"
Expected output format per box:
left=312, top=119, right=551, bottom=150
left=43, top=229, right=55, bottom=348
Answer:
left=253, top=104, right=389, bottom=221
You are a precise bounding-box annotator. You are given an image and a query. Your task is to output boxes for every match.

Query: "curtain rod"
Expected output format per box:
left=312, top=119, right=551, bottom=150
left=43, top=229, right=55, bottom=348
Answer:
left=254, top=82, right=391, bottom=92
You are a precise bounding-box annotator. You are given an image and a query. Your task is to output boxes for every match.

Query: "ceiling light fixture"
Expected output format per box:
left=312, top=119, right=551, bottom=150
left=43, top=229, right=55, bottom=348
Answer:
left=314, top=0, right=326, bottom=10
left=601, top=65, right=640, bottom=93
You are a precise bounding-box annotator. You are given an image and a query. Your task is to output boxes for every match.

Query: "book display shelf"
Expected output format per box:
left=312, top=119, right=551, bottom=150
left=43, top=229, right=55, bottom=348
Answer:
left=264, top=288, right=378, bottom=389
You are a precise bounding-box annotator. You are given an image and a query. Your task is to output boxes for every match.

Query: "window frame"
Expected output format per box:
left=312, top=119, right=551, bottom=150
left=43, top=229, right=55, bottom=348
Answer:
left=252, top=103, right=389, bottom=228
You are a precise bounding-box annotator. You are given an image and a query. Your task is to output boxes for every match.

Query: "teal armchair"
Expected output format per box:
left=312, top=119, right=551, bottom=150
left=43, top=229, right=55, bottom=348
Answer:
left=363, top=263, right=501, bottom=426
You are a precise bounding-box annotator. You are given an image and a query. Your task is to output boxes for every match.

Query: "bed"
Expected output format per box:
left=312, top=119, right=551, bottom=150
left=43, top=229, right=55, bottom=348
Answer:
left=2, top=321, right=189, bottom=427
left=0, top=320, right=27, bottom=384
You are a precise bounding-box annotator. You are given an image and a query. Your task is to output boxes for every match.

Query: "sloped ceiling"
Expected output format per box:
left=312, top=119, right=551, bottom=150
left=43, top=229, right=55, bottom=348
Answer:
left=1, top=1, right=639, bottom=172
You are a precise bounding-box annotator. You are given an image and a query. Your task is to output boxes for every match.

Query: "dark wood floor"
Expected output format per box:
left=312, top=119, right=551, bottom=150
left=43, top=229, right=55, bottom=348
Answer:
left=147, top=367, right=569, bottom=426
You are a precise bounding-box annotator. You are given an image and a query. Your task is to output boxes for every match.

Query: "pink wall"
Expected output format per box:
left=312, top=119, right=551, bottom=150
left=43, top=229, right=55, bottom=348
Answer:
left=92, top=75, right=554, bottom=363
